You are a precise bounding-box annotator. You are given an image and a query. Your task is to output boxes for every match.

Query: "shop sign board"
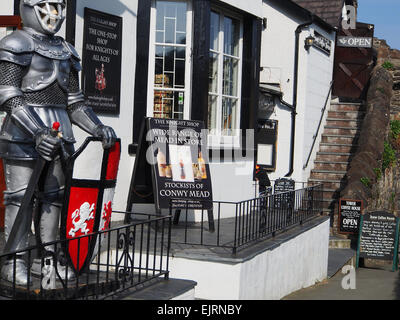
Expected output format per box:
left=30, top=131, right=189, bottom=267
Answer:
left=82, top=8, right=123, bottom=114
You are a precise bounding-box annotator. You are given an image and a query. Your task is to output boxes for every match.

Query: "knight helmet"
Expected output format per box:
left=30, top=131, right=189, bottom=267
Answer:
left=20, top=0, right=66, bottom=35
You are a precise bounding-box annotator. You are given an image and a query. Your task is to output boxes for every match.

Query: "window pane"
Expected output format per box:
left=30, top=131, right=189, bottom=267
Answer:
left=173, top=91, right=184, bottom=119
left=176, top=2, right=187, bottom=33
left=165, top=18, right=175, bottom=44
left=208, top=95, right=218, bottom=133
left=224, top=16, right=240, bottom=56
left=156, top=0, right=187, bottom=45
left=221, top=97, right=238, bottom=136
left=210, top=11, right=219, bottom=51
left=223, top=56, right=239, bottom=96
left=175, top=59, right=185, bottom=87
left=154, top=90, right=173, bottom=118
left=164, top=46, right=174, bottom=71
left=209, top=52, right=219, bottom=93
left=155, top=45, right=186, bottom=89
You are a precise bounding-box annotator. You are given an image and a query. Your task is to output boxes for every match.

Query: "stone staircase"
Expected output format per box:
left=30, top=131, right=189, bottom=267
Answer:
left=308, top=101, right=366, bottom=223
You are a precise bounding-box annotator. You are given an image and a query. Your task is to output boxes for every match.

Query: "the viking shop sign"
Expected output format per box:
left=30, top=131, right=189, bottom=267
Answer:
left=313, top=31, right=332, bottom=55
left=338, top=198, right=362, bottom=234
left=126, top=118, right=213, bottom=213
left=337, top=36, right=373, bottom=48
left=82, top=8, right=123, bottom=114
left=356, top=211, right=400, bottom=271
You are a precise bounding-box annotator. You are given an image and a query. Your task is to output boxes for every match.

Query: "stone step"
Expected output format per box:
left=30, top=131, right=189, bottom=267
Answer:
left=325, top=118, right=363, bottom=128
left=323, top=127, right=360, bottom=136
left=329, top=102, right=365, bottom=112
left=327, top=110, right=365, bottom=120
left=310, top=170, right=347, bottom=181
left=314, top=161, right=349, bottom=171
left=319, top=143, right=358, bottom=153
left=315, top=152, right=354, bottom=162
left=321, top=134, right=359, bottom=144
left=329, top=235, right=352, bottom=249
left=321, top=189, right=340, bottom=200
left=308, top=178, right=344, bottom=190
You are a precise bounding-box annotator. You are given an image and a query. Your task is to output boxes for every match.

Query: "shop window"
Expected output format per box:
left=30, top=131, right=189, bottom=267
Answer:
left=208, top=9, right=243, bottom=148
left=148, top=0, right=192, bottom=119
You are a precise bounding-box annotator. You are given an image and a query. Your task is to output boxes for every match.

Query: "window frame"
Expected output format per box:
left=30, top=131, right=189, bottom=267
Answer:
left=207, top=7, right=244, bottom=149
left=147, top=0, right=193, bottom=120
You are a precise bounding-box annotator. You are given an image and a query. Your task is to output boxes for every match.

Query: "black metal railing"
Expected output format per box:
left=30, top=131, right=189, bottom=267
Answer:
left=169, top=184, right=324, bottom=254
left=0, top=212, right=171, bottom=300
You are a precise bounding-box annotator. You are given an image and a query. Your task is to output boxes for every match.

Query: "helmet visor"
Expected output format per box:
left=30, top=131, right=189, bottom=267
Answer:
left=34, top=1, right=65, bottom=34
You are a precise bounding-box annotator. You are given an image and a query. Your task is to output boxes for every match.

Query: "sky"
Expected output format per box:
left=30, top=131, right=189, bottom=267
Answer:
left=357, top=0, right=400, bottom=50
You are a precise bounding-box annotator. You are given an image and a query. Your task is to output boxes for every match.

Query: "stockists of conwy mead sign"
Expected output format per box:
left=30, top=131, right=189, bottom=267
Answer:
left=146, top=118, right=213, bottom=211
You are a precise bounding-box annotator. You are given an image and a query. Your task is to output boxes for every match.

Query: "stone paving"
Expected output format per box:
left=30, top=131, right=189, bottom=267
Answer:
left=284, top=266, right=400, bottom=300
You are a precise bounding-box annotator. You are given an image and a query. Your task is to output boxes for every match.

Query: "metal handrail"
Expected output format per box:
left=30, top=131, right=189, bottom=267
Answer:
left=0, top=213, right=172, bottom=300
left=169, top=184, right=324, bottom=254
left=303, top=81, right=334, bottom=169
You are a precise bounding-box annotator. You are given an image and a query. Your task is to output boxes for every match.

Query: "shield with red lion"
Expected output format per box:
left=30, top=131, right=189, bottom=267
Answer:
left=60, top=137, right=121, bottom=274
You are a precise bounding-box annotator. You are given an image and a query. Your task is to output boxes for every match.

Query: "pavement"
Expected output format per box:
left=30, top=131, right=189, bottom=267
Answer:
left=284, top=265, right=400, bottom=300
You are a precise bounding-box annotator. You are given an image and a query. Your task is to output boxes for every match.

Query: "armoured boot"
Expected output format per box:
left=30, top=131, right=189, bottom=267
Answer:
left=1, top=257, right=32, bottom=286
left=30, top=251, right=76, bottom=282
left=1, top=203, right=32, bottom=285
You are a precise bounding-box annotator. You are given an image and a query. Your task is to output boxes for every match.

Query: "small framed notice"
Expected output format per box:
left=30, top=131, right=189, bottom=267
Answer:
left=338, top=198, right=362, bottom=234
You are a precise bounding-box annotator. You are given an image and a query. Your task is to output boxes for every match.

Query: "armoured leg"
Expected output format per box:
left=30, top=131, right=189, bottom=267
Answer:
left=38, top=157, right=65, bottom=250
left=31, top=157, right=75, bottom=280
left=2, top=159, right=35, bottom=251
left=1, top=159, right=35, bottom=285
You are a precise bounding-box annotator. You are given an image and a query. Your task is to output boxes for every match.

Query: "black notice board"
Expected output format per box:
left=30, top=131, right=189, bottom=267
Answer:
left=338, top=199, right=363, bottom=234
left=273, top=178, right=295, bottom=209
left=81, top=8, right=123, bottom=114
left=126, top=117, right=213, bottom=214
left=356, top=211, right=400, bottom=271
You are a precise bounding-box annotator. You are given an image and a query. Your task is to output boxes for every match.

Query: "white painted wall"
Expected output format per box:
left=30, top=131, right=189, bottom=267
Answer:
left=218, top=0, right=263, bottom=18
left=0, top=1, right=14, bottom=14
left=72, top=0, right=138, bottom=219
left=301, top=26, right=336, bottom=181
left=260, top=0, right=336, bottom=185
left=169, top=218, right=330, bottom=300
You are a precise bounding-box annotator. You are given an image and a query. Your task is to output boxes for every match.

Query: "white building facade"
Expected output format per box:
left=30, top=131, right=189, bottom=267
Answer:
left=0, top=0, right=336, bottom=220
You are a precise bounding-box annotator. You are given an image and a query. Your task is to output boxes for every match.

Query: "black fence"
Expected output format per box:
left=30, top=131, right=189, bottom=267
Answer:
left=169, top=184, right=324, bottom=254
left=0, top=213, right=171, bottom=300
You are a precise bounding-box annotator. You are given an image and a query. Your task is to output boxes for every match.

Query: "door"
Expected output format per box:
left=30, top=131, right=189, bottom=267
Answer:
left=332, top=22, right=375, bottom=100
left=0, top=16, right=22, bottom=229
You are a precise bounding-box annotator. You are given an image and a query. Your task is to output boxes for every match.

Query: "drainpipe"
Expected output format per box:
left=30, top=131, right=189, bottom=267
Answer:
left=285, top=17, right=314, bottom=177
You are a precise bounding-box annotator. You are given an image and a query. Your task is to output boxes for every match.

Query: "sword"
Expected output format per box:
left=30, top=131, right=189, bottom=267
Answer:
left=3, top=122, right=62, bottom=254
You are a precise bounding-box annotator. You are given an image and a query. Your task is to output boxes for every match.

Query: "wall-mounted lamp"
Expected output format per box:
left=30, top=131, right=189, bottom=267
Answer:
left=304, top=35, right=315, bottom=51
left=262, top=17, right=267, bottom=30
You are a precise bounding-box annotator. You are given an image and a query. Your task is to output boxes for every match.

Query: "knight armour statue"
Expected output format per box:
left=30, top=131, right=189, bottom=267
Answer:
left=0, top=0, right=117, bottom=285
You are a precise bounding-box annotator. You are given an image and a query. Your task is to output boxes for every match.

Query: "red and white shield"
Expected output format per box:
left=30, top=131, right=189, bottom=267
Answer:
left=61, top=137, right=121, bottom=274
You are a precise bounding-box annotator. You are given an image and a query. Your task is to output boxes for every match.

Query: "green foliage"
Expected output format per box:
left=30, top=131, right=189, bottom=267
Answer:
left=373, top=167, right=382, bottom=180
left=360, top=177, right=371, bottom=188
left=382, top=141, right=397, bottom=170
left=376, top=87, right=385, bottom=94
left=390, top=120, right=400, bottom=140
left=382, top=61, right=394, bottom=70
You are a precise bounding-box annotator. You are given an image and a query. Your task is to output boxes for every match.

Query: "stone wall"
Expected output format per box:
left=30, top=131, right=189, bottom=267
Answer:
left=339, top=65, right=393, bottom=210
left=373, top=38, right=400, bottom=118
